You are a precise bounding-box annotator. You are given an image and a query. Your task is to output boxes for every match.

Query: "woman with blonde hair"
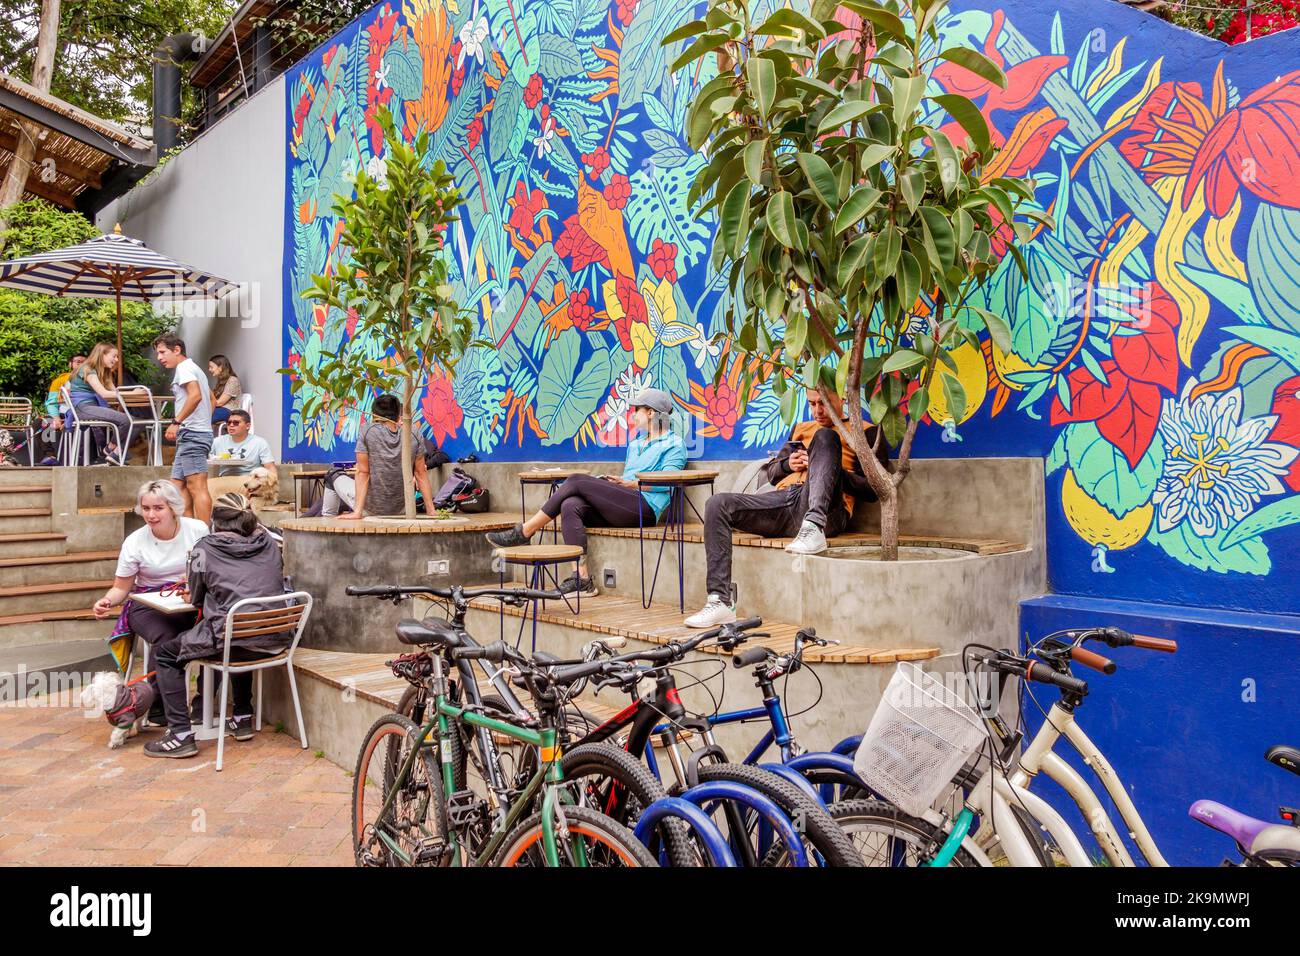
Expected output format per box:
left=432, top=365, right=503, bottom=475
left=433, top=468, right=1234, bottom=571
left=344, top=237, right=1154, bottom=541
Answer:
left=67, top=342, right=134, bottom=464
left=93, top=479, right=208, bottom=757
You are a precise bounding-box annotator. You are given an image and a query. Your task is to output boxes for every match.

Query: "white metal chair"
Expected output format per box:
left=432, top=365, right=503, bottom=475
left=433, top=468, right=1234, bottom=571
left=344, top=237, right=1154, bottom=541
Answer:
left=60, top=384, right=123, bottom=466
left=197, top=591, right=313, bottom=772
left=115, top=386, right=165, bottom=466
left=0, top=396, right=35, bottom=466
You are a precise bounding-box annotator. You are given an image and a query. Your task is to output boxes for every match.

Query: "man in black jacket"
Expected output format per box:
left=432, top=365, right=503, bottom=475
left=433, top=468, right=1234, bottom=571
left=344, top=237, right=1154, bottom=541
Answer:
left=685, top=389, right=888, bottom=628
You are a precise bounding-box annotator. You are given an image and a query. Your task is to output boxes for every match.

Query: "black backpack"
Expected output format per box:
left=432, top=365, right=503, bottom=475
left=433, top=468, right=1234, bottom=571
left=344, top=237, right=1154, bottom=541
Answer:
left=433, top=467, right=477, bottom=509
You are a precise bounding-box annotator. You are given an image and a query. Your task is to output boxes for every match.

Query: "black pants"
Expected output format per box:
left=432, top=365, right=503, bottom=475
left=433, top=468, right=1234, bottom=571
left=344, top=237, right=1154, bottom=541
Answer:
left=190, top=649, right=264, bottom=718
left=539, top=473, right=655, bottom=552
left=130, top=603, right=198, bottom=736
left=703, top=427, right=850, bottom=599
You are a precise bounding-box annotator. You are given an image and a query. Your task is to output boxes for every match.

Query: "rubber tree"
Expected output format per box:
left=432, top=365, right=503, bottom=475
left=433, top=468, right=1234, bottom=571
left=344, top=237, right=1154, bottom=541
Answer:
left=668, top=0, right=1049, bottom=558
left=289, top=107, right=470, bottom=519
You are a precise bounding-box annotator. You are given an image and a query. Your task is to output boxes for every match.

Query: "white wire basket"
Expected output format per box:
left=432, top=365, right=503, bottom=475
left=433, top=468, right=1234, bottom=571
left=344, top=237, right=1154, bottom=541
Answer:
left=853, top=661, right=986, bottom=818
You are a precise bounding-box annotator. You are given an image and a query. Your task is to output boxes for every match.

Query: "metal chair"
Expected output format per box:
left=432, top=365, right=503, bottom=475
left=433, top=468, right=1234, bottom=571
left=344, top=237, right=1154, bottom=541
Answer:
left=115, top=386, right=165, bottom=465
left=0, top=396, right=35, bottom=466
left=196, top=591, right=313, bottom=772
left=60, top=384, right=122, bottom=466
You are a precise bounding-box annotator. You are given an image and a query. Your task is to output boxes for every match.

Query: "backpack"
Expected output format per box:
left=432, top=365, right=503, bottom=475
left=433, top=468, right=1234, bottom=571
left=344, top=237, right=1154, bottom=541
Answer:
left=433, top=467, right=477, bottom=510
left=105, top=674, right=157, bottom=728
left=452, top=486, right=490, bottom=514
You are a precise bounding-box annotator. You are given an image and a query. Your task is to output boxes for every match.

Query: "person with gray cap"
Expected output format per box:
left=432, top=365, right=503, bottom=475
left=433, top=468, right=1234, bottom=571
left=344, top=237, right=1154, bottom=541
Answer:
left=486, top=387, right=687, bottom=596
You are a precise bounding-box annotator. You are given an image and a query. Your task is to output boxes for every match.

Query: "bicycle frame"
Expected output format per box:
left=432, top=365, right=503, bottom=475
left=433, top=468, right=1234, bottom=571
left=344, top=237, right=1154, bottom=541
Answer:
left=375, top=654, right=581, bottom=868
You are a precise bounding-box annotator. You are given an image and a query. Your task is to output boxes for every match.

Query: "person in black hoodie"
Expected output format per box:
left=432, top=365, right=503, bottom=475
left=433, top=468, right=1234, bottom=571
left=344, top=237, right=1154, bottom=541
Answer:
left=178, top=492, right=291, bottom=742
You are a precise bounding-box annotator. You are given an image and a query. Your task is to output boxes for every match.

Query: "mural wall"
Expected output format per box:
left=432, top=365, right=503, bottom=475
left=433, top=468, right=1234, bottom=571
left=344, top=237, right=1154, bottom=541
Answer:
left=281, top=0, right=1300, bottom=615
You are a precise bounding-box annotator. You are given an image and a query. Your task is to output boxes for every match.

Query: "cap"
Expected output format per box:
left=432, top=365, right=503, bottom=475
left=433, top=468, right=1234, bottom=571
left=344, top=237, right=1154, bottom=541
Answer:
left=214, top=492, right=253, bottom=513
left=630, top=387, right=674, bottom=414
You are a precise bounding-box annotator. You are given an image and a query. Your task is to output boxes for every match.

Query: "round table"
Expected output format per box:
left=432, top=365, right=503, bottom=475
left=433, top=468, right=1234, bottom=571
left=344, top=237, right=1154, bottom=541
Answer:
left=493, top=543, right=585, bottom=651
left=635, top=470, right=719, bottom=612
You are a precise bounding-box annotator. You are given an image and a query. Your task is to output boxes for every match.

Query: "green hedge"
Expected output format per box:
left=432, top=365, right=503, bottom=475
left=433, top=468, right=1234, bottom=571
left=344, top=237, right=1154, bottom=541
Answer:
left=0, top=201, right=174, bottom=404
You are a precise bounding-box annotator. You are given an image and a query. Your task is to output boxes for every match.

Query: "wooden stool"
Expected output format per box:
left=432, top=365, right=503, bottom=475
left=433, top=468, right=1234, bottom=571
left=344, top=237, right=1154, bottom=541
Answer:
left=494, top=544, right=584, bottom=651
left=635, top=470, right=719, bottom=613
left=517, top=469, right=588, bottom=543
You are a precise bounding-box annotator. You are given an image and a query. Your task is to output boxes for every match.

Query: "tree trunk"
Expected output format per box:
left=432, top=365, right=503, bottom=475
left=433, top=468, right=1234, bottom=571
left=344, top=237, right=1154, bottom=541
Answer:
left=401, top=374, right=415, bottom=519
left=876, top=485, right=900, bottom=562
left=0, top=0, right=61, bottom=221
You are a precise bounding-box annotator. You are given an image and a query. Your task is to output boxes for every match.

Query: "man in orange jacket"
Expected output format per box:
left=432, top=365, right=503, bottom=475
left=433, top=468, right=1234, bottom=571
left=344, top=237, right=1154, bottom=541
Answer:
left=685, top=388, right=888, bottom=628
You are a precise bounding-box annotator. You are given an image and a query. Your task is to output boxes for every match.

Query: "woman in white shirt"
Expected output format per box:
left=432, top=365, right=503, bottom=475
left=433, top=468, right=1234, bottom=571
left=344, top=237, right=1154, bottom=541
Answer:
left=93, top=480, right=208, bottom=757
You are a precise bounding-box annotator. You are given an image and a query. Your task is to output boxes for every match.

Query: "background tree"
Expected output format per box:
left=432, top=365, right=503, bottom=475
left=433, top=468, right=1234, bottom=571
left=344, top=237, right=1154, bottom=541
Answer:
left=670, top=0, right=1049, bottom=559
left=288, top=107, right=471, bottom=519
left=0, top=199, right=174, bottom=400
left=0, top=0, right=234, bottom=130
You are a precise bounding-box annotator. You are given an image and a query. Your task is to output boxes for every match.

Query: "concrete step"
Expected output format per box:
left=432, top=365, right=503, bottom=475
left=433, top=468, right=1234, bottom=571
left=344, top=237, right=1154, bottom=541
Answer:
left=0, top=550, right=119, bottom=587
left=0, top=486, right=52, bottom=510
left=0, top=612, right=106, bottom=649
left=0, top=531, right=69, bottom=558
left=0, top=580, right=110, bottom=617
left=0, top=467, right=52, bottom=489
left=0, top=639, right=117, bottom=703
left=0, top=508, right=53, bottom=534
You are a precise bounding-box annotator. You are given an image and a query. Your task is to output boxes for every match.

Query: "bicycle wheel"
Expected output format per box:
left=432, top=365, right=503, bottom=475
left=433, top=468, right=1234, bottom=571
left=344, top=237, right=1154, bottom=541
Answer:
left=491, top=804, right=659, bottom=867
left=687, top=763, right=864, bottom=867
left=780, top=798, right=984, bottom=867
left=352, top=713, right=448, bottom=867
left=559, top=742, right=698, bottom=867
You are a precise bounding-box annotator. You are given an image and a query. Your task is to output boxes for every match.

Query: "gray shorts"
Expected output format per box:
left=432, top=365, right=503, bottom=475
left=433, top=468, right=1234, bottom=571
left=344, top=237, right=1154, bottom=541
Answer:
left=172, top=429, right=213, bottom=480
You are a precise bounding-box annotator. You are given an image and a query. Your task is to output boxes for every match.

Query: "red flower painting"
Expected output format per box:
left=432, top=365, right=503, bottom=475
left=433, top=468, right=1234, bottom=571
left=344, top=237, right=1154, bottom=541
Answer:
left=703, top=381, right=739, bottom=440
left=1049, top=285, right=1182, bottom=467
left=421, top=370, right=462, bottom=447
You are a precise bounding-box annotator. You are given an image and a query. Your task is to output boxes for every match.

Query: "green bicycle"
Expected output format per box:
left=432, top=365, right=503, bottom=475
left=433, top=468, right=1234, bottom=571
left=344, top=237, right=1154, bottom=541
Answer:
left=347, top=584, right=657, bottom=867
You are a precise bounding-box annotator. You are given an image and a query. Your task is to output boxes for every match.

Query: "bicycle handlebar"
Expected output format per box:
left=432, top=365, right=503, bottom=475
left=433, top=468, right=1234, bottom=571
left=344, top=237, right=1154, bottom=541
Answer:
left=1069, top=646, right=1116, bottom=675
left=1024, top=660, right=1089, bottom=696
left=344, top=583, right=563, bottom=603
left=732, top=645, right=770, bottom=668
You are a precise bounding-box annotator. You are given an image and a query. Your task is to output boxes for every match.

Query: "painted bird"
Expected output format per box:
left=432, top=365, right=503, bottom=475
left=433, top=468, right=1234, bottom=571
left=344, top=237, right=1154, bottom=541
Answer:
left=1270, top=375, right=1300, bottom=492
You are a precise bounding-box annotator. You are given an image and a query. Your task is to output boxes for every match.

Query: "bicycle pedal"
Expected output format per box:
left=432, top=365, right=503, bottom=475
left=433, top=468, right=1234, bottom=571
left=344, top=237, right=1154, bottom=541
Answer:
left=413, top=838, right=450, bottom=865
left=446, top=789, right=488, bottom=828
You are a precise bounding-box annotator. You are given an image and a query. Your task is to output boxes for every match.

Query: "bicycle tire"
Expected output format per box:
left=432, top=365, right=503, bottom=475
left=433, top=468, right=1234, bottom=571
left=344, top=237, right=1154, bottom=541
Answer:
left=559, top=742, right=698, bottom=867
left=352, top=713, right=448, bottom=867
left=688, top=763, right=864, bottom=867
left=491, top=804, right=659, bottom=867
left=774, top=798, right=984, bottom=867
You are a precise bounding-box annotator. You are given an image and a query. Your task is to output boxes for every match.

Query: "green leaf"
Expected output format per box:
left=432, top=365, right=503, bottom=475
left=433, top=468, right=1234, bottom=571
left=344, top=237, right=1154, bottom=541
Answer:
left=767, top=191, right=797, bottom=248
left=747, top=57, right=777, bottom=119
left=785, top=310, right=808, bottom=356
left=918, top=207, right=955, bottom=268
left=909, top=385, right=930, bottom=420
left=1148, top=523, right=1270, bottom=575
left=883, top=349, right=925, bottom=373
left=720, top=180, right=752, bottom=260
left=875, top=226, right=901, bottom=278
left=967, top=306, right=1012, bottom=353
left=859, top=143, right=896, bottom=173
left=931, top=93, right=991, bottom=155
left=1065, top=423, right=1164, bottom=518
left=896, top=251, right=921, bottom=314
left=835, top=185, right=882, bottom=235
left=1222, top=495, right=1300, bottom=549
left=671, top=32, right=733, bottom=72
left=940, top=371, right=966, bottom=422
left=900, top=167, right=925, bottom=213
left=930, top=127, right=960, bottom=197
left=842, top=1, right=909, bottom=43
left=892, top=74, right=927, bottom=129
left=744, top=140, right=766, bottom=186
left=755, top=8, right=826, bottom=39
left=837, top=234, right=874, bottom=289
left=798, top=152, right=840, bottom=208
left=662, top=20, right=707, bottom=45
left=937, top=47, right=1007, bottom=89
left=817, top=100, right=877, bottom=136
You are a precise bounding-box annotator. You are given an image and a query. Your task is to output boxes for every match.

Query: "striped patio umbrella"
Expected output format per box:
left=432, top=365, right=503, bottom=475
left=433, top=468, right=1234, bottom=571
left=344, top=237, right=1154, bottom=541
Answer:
left=0, top=225, right=239, bottom=379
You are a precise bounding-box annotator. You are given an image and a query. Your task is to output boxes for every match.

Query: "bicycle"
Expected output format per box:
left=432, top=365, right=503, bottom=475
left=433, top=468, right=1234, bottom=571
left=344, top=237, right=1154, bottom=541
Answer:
left=346, top=584, right=657, bottom=867
left=1191, top=744, right=1300, bottom=867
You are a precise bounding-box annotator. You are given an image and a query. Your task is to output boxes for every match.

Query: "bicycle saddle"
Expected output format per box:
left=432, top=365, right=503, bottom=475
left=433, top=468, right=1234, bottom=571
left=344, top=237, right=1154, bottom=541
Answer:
left=395, top=617, right=461, bottom=648
left=1267, top=744, right=1300, bottom=777
left=1188, top=799, right=1274, bottom=848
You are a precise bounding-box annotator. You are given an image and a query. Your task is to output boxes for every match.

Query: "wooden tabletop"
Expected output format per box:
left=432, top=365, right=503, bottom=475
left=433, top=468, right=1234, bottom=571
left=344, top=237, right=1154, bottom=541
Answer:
left=517, top=469, right=588, bottom=481
left=494, top=544, right=585, bottom=564
left=635, top=470, right=720, bottom=483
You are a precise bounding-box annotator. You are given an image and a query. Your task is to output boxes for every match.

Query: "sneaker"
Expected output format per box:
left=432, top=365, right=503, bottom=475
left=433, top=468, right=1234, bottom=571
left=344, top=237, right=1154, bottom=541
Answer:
left=485, top=523, right=531, bottom=548
left=227, top=715, right=255, bottom=741
left=558, top=573, right=599, bottom=598
left=685, top=594, right=737, bottom=629
left=785, top=520, right=827, bottom=555
left=143, top=731, right=198, bottom=758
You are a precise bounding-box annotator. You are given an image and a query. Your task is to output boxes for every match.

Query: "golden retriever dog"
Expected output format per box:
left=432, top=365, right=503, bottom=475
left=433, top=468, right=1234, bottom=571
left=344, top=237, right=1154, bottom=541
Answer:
left=208, top=467, right=278, bottom=510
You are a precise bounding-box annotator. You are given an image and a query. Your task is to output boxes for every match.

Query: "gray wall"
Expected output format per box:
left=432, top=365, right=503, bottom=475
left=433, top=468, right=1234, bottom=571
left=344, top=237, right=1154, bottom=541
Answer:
left=96, top=77, right=286, bottom=455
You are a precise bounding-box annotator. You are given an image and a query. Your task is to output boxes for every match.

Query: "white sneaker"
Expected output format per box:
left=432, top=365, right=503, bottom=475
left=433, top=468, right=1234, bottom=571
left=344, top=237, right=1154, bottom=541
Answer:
left=785, top=521, right=827, bottom=555
left=685, top=594, right=737, bottom=629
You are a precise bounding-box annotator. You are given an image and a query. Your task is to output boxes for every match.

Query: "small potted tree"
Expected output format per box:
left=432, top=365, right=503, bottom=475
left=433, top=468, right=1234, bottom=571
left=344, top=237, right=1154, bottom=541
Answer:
left=668, top=0, right=1049, bottom=558
left=287, top=107, right=471, bottom=519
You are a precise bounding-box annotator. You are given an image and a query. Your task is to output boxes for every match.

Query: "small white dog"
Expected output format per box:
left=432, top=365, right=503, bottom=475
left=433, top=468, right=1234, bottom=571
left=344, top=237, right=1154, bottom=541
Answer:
left=80, top=671, right=140, bottom=749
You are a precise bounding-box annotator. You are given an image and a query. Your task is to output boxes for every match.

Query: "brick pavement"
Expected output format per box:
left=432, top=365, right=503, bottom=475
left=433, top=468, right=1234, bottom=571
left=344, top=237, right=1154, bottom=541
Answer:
left=0, top=692, right=354, bottom=866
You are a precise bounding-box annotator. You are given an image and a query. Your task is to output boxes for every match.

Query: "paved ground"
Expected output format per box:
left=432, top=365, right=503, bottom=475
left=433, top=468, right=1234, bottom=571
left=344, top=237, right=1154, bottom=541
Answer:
left=0, top=693, right=353, bottom=866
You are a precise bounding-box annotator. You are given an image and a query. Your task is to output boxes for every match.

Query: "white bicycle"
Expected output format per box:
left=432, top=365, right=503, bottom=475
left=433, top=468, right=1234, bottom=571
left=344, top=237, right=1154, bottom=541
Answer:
left=838, top=626, right=1296, bottom=867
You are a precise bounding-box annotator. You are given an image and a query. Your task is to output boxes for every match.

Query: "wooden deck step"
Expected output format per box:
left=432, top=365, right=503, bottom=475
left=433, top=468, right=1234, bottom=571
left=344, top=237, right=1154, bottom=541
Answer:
left=585, top=524, right=1025, bottom=555
left=0, top=549, right=116, bottom=569
left=0, top=532, right=66, bottom=544
left=466, top=592, right=939, bottom=665
left=0, top=579, right=113, bottom=599
left=0, top=508, right=52, bottom=518
left=0, top=607, right=97, bottom=626
left=0, top=485, right=52, bottom=494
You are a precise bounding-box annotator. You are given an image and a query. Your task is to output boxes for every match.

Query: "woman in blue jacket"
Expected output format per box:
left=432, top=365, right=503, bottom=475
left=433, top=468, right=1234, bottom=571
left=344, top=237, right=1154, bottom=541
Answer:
left=486, top=388, right=687, bottom=596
